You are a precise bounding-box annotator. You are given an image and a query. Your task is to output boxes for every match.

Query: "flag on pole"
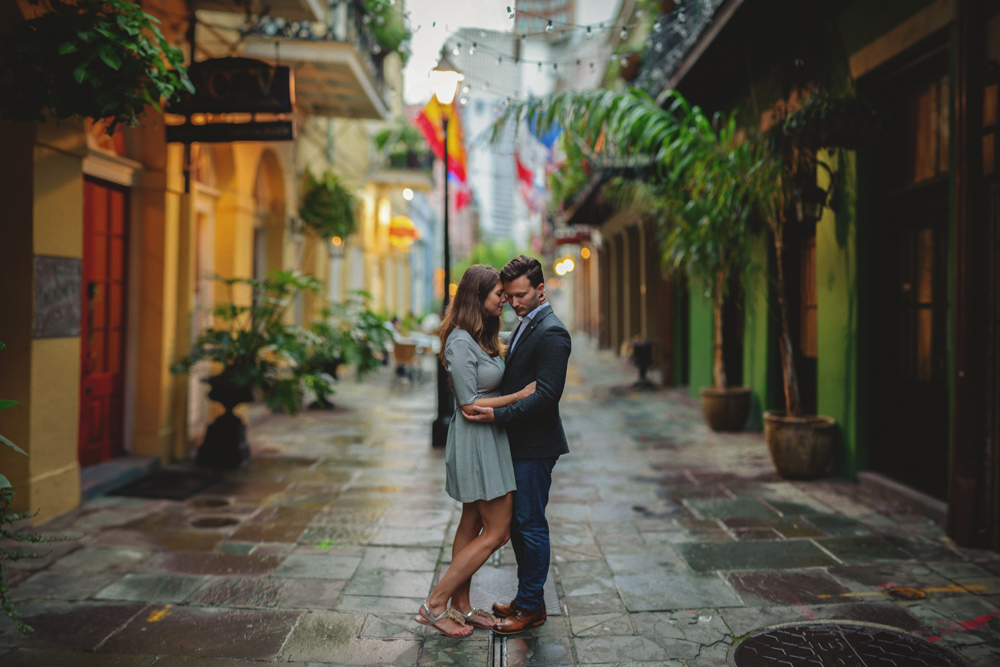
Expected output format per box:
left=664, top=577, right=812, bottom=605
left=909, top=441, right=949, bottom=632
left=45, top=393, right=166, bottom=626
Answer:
left=414, top=98, right=468, bottom=184
left=516, top=151, right=544, bottom=213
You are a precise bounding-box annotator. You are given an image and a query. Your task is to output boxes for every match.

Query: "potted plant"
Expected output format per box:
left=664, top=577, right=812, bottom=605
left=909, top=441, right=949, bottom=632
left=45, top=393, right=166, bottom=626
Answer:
left=299, top=170, right=358, bottom=245
left=0, top=0, right=193, bottom=133
left=305, top=291, right=392, bottom=408
left=171, top=271, right=336, bottom=469
left=495, top=89, right=761, bottom=430
left=750, top=125, right=839, bottom=479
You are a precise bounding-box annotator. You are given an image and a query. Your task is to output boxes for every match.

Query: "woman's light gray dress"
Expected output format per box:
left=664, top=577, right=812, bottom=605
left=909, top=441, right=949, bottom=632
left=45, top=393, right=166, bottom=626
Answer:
left=443, top=329, right=517, bottom=503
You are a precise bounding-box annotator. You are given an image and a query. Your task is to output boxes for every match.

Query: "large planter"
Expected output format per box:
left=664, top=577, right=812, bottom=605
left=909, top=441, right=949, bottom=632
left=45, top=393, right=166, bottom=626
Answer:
left=763, top=410, right=838, bottom=480
left=699, top=387, right=751, bottom=432
left=196, top=375, right=255, bottom=470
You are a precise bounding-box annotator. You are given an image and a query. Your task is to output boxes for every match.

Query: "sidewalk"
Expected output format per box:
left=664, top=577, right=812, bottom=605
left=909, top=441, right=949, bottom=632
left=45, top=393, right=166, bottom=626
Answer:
left=1, top=340, right=999, bottom=666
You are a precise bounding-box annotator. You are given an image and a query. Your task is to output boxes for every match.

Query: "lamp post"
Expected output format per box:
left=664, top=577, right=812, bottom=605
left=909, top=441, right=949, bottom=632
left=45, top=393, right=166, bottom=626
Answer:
left=429, top=56, right=463, bottom=447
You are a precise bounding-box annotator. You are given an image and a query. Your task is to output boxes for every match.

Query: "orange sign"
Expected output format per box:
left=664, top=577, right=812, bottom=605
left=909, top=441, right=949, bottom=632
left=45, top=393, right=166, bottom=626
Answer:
left=388, top=215, right=420, bottom=249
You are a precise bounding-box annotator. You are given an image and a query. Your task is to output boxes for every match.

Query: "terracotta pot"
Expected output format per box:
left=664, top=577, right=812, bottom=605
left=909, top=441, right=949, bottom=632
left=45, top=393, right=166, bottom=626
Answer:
left=699, top=387, right=751, bottom=432
left=763, top=410, right=838, bottom=480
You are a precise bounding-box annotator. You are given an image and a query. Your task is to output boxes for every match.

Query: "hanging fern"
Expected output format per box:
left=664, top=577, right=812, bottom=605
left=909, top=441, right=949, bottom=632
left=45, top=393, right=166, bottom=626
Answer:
left=299, top=170, right=358, bottom=241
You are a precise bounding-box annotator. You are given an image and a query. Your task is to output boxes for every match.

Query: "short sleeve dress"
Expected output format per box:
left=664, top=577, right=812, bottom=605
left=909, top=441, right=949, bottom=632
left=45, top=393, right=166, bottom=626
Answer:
left=442, top=329, right=517, bottom=503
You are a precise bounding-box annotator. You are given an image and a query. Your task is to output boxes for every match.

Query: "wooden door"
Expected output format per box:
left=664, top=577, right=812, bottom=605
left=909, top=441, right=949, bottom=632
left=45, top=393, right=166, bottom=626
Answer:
left=79, top=178, right=129, bottom=467
left=867, top=49, right=951, bottom=499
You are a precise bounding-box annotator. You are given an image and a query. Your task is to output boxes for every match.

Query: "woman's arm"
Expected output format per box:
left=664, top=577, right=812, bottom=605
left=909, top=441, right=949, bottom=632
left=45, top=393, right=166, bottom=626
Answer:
left=460, top=382, right=536, bottom=416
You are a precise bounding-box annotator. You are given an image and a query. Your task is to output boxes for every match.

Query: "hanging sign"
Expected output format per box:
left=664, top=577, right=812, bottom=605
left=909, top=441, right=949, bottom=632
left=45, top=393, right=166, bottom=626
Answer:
left=169, top=58, right=293, bottom=114
left=166, top=57, right=295, bottom=143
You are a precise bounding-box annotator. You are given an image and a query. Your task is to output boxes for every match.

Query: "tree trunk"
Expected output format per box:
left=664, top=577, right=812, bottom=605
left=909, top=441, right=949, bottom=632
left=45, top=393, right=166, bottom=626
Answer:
left=713, top=270, right=727, bottom=389
left=773, top=232, right=802, bottom=417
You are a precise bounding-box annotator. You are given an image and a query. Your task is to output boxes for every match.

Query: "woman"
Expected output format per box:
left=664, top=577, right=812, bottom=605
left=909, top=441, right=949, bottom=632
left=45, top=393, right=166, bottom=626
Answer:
left=415, top=264, right=536, bottom=638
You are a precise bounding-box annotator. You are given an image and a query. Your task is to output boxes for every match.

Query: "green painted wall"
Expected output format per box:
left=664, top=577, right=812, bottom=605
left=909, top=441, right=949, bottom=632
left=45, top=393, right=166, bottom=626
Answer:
left=742, top=233, right=772, bottom=431
left=688, top=282, right=714, bottom=398
left=815, top=149, right=861, bottom=479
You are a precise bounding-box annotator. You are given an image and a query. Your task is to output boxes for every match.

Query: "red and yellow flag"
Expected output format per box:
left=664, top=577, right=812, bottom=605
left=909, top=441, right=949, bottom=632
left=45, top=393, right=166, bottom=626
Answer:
left=414, top=98, right=468, bottom=184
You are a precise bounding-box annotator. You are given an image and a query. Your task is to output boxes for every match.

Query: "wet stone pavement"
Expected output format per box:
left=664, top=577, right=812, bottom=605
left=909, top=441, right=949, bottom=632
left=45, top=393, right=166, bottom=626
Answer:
left=2, top=339, right=1000, bottom=666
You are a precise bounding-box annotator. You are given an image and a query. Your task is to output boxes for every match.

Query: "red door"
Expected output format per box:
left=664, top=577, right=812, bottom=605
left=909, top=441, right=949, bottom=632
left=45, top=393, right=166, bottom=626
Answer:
left=80, top=178, right=129, bottom=467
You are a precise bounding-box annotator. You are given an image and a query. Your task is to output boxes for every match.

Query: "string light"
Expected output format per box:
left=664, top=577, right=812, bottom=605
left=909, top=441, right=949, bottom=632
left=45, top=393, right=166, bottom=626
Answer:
left=546, top=20, right=553, bottom=33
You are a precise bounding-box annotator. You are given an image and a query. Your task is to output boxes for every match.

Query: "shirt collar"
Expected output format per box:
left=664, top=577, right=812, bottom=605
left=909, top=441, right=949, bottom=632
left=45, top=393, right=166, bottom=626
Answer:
left=517, top=301, right=551, bottom=322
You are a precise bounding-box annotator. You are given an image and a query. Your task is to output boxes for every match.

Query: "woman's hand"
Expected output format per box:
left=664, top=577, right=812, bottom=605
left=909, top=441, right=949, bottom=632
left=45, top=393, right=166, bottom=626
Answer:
left=520, top=381, right=537, bottom=398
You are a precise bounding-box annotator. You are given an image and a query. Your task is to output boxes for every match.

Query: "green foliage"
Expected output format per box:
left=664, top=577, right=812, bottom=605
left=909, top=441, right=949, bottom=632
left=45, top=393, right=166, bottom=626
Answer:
left=781, top=93, right=877, bottom=150
left=375, top=119, right=428, bottom=154
left=0, top=0, right=193, bottom=133
left=491, top=89, right=766, bottom=388
left=0, top=341, right=36, bottom=636
left=453, top=239, right=527, bottom=282
left=299, top=171, right=357, bottom=241
left=308, top=292, right=393, bottom=380
left=170, top=271, right=335, bottom=415
left=0, top=342, right=27, bottom=493
left=0, top=489, right=45, bottom=637
left=363, top=0, right=412, bottom=62
left=548, top=135, right=595, bottom=216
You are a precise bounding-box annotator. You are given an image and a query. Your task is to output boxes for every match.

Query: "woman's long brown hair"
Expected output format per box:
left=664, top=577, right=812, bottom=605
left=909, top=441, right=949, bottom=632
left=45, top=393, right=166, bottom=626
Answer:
left=439, top=264, right=507, bottom=363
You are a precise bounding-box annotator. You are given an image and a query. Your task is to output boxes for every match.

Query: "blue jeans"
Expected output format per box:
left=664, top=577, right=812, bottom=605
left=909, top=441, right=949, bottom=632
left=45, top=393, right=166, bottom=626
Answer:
left=510, top=456, right=557, bottom=611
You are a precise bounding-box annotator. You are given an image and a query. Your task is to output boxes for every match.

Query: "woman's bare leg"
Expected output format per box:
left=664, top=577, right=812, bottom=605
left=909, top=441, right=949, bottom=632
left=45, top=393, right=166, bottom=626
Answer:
left=449, top=503, right=483, bottom=614
left=421, top=493, right=512, bottom=632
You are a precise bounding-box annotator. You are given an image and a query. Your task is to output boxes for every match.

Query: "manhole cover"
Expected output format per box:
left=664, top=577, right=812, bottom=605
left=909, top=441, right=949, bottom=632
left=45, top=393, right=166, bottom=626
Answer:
left=189, top=497, right=231, bottom=509
left=191, top=516, right=240, bottom=529
left=733, top=623, right=967, bottom=666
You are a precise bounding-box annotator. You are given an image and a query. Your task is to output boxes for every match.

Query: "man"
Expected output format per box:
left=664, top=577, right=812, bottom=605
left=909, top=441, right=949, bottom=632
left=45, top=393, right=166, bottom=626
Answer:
left=465, top=255, right=571, bottom=635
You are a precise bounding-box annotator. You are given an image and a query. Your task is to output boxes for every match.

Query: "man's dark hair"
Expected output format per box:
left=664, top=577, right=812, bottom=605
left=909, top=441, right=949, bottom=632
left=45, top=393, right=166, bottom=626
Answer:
left=501, top=255, right=544, bottom=287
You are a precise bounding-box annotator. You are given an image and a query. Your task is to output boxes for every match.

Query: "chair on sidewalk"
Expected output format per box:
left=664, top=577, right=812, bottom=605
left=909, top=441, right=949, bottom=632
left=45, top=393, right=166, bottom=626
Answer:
left=392, top=342, right=418, bottom=385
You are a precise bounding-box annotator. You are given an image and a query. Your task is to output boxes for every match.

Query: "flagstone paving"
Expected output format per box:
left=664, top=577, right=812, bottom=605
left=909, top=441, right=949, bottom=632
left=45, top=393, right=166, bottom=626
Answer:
left=1, top=340, right=1000, bottom=665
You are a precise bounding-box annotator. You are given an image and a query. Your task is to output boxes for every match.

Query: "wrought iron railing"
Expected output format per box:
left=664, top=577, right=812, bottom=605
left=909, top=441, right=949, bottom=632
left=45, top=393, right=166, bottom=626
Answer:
left=633, top=0, right=727, bottom=97
left=242, top=0, right=387, bottom=99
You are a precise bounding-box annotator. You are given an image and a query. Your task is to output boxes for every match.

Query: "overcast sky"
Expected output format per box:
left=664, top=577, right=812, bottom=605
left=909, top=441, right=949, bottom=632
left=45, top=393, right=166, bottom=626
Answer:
left=402, top=0, right=512, bottom=105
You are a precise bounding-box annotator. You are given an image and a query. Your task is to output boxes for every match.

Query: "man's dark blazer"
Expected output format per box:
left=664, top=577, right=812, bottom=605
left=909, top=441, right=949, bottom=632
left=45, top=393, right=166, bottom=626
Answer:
left=493, top=306, right=571, bottom=459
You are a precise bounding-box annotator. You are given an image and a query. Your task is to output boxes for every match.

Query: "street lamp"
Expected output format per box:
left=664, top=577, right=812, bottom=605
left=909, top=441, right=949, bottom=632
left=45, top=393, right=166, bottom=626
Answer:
left=430, top=55, right=463, bottom=448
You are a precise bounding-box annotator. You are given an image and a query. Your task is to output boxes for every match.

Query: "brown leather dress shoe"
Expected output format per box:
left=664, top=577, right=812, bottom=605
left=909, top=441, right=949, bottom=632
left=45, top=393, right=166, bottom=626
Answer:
left=491, top=606, right=547, bottom=635
left=491, top=599, right=516, bottom=618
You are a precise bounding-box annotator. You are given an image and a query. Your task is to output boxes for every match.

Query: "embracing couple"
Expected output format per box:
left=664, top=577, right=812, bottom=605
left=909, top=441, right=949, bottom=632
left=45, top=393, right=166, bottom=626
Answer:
left=415, top=255, right=571, bottom=638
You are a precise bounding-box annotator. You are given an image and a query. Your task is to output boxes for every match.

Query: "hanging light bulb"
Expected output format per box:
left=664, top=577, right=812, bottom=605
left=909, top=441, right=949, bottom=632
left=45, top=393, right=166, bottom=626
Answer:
left=620, top=56, right=628, bottom=67
left=452, top=45, right=460, bottom=56
left=620, top=27, right=628, bottom=39
left=462, top=84, right=470, bottom=94
left=586, top=26, right=593, bottom=39
left=469, top=43, right=476, bottom=55
left=459, top=97, right=468, bottom=105
left=636, top=9, right=643, bottom=18
left=653, top=21, right=662, bottom=32
left=498, top=56, right=503, bottom=65
left=537, top=62, right=542, bottom=71
left=589, top=62, right=595, bottom=71
left=654, top=42, right=663, bottom=52
left=507, top=5, right=513, bottom=19
left=553, top=63, right=558, bottom=71
left=546, top=20, right=553, bottom=33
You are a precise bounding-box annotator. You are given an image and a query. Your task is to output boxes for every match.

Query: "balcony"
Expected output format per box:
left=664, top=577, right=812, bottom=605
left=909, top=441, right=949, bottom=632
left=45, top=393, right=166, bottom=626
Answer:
left=191, top=0, right=324, bottom=22
left=240, top=1, right=391, bottom=120
left=371, top=150, right=435, bottom=191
